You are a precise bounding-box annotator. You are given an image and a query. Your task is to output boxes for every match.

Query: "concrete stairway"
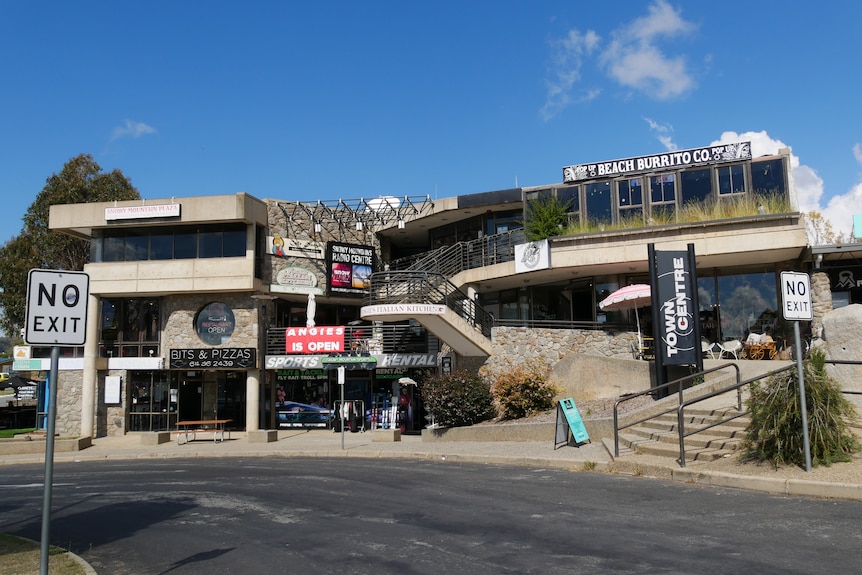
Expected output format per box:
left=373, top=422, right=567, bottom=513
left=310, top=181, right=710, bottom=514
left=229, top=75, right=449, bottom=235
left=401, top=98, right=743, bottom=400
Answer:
left=616, top=407, right=750, bottom=464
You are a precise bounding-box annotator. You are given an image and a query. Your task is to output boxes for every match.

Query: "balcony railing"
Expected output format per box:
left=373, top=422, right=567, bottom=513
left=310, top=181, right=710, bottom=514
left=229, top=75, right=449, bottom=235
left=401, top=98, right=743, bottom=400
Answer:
left=389, top=228, right=526, bottom=276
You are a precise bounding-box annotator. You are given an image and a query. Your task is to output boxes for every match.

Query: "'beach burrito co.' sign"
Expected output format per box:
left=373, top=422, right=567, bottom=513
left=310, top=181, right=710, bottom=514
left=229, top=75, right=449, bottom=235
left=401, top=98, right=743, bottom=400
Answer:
left=562, top=142, right=752, bottom=183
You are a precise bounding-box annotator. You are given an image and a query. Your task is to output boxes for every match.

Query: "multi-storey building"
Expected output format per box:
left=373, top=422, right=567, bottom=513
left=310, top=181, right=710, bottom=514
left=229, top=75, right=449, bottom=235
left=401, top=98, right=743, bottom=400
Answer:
left=39, top=140, right=831, bottom=439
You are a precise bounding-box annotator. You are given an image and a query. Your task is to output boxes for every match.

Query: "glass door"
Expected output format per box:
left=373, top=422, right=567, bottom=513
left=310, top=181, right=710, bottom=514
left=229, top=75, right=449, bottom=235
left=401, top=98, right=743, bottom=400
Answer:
left=128, top=370, right=177, bottom=431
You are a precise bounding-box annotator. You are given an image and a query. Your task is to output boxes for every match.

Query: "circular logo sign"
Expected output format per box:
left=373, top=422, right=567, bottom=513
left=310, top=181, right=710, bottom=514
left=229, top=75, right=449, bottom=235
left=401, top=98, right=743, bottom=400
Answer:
left=195, top=302, right=236, bottom=345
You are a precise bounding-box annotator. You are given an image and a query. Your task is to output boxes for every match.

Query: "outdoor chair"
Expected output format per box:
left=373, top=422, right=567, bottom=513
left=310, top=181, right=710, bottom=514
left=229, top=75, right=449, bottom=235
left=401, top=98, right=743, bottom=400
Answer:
left=701, top=340, right=718, bottom=359
left=717, top=339, right=742, bottom=360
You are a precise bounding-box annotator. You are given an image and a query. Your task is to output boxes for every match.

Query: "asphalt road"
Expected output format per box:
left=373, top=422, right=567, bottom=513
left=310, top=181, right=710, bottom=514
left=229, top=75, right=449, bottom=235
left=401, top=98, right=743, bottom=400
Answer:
left=2, top=457, right=861, bottom=574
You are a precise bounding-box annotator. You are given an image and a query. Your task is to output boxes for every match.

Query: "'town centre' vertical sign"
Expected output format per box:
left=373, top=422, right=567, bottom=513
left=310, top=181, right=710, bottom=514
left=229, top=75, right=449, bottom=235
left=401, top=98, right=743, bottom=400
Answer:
left=25, top=269, right=90, bottom=346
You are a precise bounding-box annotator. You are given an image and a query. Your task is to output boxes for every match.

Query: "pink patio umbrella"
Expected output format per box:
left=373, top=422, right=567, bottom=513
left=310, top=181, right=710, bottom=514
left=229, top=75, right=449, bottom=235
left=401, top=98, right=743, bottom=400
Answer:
left=599, top=284, right=652, bottom=348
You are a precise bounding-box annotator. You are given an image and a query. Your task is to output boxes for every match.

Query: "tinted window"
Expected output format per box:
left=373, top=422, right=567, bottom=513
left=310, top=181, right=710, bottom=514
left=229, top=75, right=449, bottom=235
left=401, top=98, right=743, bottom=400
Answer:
left=223, top=229, right=247, bottom=257
left=680, top=168, right=712, bottom=205
left=585, top=182, right=612, bottom=224
left=751, top=158, right=786, bottom=196
left=199, top=231, right=223, bottom=258
left=174, top=231, right=197, bottom=259
left=149, top=232, right=173, bottom=260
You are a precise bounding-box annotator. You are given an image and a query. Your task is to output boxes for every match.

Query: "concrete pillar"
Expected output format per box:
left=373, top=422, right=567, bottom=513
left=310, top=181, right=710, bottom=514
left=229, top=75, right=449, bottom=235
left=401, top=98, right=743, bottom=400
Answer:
left=81, top=293, right=100, bottom=439
left=246, top=371, right=260, bottom=431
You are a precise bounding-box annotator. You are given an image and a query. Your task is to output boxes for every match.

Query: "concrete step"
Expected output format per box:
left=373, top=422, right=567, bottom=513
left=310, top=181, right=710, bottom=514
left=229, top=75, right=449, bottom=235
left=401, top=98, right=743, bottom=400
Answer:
left=628, top=424, right=747, bottom=448
left=618, top=431, right=740, bottom=462
left=643, top=414, right=749, bottom=432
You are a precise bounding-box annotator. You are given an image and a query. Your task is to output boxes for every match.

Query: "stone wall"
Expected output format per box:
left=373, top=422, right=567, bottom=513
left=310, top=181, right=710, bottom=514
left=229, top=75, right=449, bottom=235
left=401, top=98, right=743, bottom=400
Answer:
left=163, top=294, right=258, bottom=351
left=481, top=327, right=646, bottom=401
left=56, top=370, right=83, bottom=437
left=484, top=326, right=636, bottom=371
left=811, top=271, right=833, bottom=338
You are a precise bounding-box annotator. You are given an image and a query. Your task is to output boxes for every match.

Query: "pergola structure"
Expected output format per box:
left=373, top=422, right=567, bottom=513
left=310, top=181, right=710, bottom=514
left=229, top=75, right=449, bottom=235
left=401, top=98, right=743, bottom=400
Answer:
left=276, top=195, right=435, bottom=236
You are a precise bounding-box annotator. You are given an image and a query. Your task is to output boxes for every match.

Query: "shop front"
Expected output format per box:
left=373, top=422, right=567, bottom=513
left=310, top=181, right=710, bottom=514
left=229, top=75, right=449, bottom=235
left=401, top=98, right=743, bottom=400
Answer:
left=127, top=368, right=248, bottom=431
left=265, top=352, right=439, bottom=433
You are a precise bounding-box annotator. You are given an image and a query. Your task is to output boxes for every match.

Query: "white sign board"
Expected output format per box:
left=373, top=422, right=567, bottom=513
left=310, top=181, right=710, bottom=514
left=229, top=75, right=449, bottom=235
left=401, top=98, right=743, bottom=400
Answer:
left=25, top=269, right=90, bottom=345
left=780, top=271, right=813, bottom=321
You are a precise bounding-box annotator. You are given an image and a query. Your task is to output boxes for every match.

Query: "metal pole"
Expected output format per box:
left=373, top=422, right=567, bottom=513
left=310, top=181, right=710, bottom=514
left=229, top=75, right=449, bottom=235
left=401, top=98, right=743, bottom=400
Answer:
left=794, top=321, right=812, bottom=472
left=40, top=346, right=60, bottom=575
left=338, top=366, right=346, bottom=450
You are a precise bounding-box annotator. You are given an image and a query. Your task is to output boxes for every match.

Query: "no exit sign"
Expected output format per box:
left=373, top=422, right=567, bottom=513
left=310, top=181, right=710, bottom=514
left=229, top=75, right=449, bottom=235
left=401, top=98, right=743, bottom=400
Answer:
left=25, top=269, right=90, bottom=345
left=780, top=271, right=813, bottom=321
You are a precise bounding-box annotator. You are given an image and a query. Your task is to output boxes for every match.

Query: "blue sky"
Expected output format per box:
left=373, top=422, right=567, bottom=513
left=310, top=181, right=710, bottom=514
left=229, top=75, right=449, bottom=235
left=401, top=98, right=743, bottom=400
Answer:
left=2, top=0, right=861, bottom=247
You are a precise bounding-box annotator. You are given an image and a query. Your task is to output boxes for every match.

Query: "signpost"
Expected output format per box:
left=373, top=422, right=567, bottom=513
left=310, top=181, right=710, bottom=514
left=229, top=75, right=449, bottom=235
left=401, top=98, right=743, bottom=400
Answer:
left=780, top=271, right=813, bottom=472
left=25, top=269, right=89, bottom=575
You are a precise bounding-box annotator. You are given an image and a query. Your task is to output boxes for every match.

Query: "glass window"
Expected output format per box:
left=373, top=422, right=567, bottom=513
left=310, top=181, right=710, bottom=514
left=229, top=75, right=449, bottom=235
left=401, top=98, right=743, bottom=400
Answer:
left=649, top=174, right=676, bottom=224
left=174, top=231, right=197, bottom=259
left=680, top=168, right=712, bottom=205
left=751, top=158, right=786, bottom=196
left=715, top=272, right=778, bottom=341
left=223, top=228, right=247, bottom=257
left=199, top=231, right=223, bottom=258
left=585, top=181, right=612, bottom=225
left=99, top=297, right=161, bottom=358
left=125, top=233, right=148, bottom=261
left=650, top=174, right=675, bottom=203
left=595, top=279, right=621, bottom=324
left=101, top=299, right=119, bottom=343
left=618, top=178, right=643, bottom=207
left=557, top=186, right=579, bottom=213
left=149, top=232, right=173, bottom=260
left=525, top=189, right=553, bottom=202
left=717, top=164, right=746, bottom=195
left=102, top=235, right=125, bottom=262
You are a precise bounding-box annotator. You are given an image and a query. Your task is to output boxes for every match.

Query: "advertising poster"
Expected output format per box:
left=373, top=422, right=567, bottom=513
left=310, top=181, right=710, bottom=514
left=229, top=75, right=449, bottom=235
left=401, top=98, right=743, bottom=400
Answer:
left=327, top=242, right=375, bottom=297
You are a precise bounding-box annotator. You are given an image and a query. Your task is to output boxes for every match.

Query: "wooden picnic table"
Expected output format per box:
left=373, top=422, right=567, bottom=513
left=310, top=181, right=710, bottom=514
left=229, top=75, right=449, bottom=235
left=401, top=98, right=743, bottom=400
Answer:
left=174, top=419, right=232, bottom=444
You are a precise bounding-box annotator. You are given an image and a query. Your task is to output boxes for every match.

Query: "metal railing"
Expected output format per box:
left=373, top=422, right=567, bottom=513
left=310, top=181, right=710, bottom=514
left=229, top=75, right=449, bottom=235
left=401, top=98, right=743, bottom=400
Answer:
left=494, top=318, right=631, bottom=331
left=613, top=363, right=742, bottom=458
left=676, top=364, right=795, bottom=466
left=390, top=228, right=526, bottom=276
left=367, top=270, right=495, bottom=338
left=674, top=358, right=862, bottom=466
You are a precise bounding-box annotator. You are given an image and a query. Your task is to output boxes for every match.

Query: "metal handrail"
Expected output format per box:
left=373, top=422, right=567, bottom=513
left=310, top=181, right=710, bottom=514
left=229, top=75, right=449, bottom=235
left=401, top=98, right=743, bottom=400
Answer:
left=367, top=270, right=495, bottom=338
left=613, top=363, right=741, bottom=457
left=389, top=229, right=526, bottom=276
left=676, top=364, right=796, bottom=467
left=494, top=319, right=631, bottom=331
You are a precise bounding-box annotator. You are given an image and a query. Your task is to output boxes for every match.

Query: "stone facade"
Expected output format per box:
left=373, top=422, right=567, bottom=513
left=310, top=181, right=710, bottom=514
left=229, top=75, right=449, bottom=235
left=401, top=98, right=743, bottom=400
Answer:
left=484, top=326, right=636, bottom=372
left=811, top=271, right=833, bottom=337
left=56, top=370, right=83, bottom=438
left=162, top=294, right=259, bottom=352
left=55, top=293, right=263, bottom=438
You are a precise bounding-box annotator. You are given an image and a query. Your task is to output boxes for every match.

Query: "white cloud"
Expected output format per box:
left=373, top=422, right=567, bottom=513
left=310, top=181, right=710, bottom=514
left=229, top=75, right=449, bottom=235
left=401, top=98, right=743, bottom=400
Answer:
left=542, top=0, right=697, bottom=119
left=822, top=183, right=862, bottom=240
left=854, top=143, right=862, bottom=165
left=712, top=130, right=858, bottom=239
left=644, top=117, right=677, bottom=151
left=599, top=0, right=696, bottom=100
left=110, top=119, right=157, bottom=141
left=540, top=29, right=600, bottom=121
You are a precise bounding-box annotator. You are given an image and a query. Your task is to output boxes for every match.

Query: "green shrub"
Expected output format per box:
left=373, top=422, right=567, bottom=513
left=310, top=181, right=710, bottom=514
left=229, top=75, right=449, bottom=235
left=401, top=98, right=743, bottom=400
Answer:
left=742, top=348, right=859, bottom=467
left=421, top=370, right=495, bottom=428
left=485, top=359, right=561, bottom=420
